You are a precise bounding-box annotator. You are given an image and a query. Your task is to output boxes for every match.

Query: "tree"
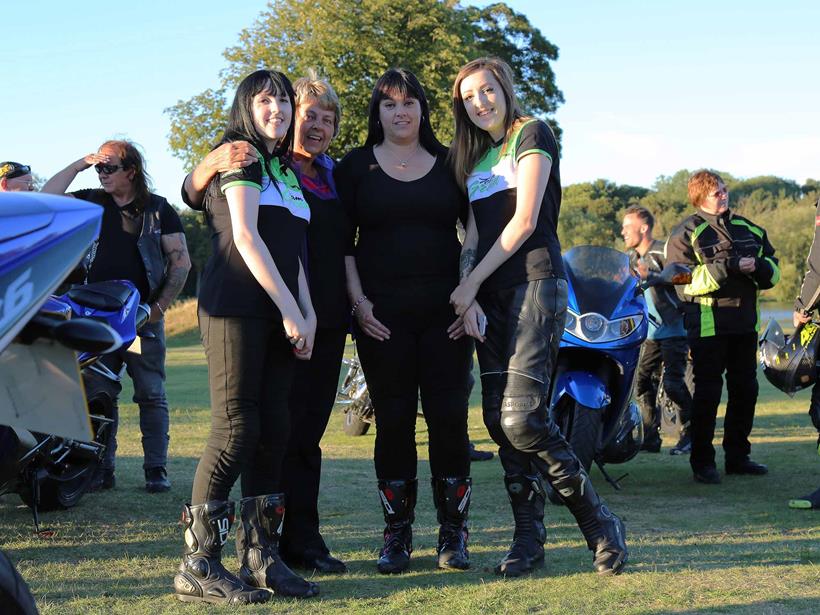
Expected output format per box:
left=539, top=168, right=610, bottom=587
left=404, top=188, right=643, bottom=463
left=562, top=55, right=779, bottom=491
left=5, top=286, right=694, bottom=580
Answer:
left=166, top=0, right=563, bottom=170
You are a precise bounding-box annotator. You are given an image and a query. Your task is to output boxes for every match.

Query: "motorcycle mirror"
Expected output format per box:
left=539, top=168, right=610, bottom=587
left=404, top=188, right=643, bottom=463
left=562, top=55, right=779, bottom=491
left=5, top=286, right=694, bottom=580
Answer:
left=53, top=318, right=123, bottom=353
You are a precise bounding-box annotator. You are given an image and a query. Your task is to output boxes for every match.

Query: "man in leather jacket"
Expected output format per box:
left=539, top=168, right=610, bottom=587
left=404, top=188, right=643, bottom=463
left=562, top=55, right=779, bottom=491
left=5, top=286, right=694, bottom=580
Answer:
left=666, top=170, right=779, bottom=484
left=622, top=206, right=691, bottom=455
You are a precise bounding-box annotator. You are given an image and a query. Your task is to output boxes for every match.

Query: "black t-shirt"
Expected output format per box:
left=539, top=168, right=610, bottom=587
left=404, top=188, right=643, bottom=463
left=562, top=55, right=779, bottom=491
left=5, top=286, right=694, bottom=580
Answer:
left=300, top=181, right=351, bottom=329
left=197, top=154, right=310, bottom=319
left=335, top=147, right=466, bottom=313
left=71, top=188, right=183, bottom=300
left=465, top=119, right=565, bottom=291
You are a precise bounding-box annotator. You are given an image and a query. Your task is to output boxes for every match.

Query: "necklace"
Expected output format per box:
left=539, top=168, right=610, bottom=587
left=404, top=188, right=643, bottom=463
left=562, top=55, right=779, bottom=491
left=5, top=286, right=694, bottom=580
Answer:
left=382, top=142, right=421, bottom=169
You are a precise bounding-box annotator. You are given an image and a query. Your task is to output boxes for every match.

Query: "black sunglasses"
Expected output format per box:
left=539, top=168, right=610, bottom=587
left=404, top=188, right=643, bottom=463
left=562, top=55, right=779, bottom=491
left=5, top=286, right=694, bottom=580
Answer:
left=94, top=163, right=127, bottom=175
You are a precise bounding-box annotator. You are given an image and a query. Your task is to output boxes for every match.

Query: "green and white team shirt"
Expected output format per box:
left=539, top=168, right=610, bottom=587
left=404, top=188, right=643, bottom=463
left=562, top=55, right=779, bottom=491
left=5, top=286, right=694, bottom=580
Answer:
left=466, top=118, right=565, bottom=291
left=198, top=152, right=310, bottom=318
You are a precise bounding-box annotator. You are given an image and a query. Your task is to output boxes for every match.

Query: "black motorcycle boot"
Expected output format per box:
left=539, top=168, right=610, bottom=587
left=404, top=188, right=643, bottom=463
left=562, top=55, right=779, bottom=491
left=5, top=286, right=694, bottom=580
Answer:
left=235, top=494, right=319, bottom=598
left=495, top=474, right=546, bottom=577
left=376, top=479, right=417, bottom=574
left=173, top=501, right=271, bottom=605
left=551, top=471, right=628, bottom=575
left=431, top=477, right=471, bottom=570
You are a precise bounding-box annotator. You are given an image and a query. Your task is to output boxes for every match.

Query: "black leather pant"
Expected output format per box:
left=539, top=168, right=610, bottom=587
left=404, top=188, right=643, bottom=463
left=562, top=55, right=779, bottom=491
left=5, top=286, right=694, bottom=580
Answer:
left=634, top=336, right=692, bottom=438
left=476, top=278, right=581, bottom=481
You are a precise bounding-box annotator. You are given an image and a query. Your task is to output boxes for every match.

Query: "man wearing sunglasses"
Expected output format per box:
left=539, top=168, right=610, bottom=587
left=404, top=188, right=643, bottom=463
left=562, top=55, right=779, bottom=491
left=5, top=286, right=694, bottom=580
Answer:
left=0, top=161, right=35, bottom=191
left=43, top=140, right=191, bottom=494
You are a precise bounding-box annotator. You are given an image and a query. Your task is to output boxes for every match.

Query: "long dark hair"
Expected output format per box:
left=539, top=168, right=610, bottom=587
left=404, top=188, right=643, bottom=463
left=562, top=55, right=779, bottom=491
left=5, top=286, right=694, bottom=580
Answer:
left=220, top=69, right=296, bottom=164
left=364, top=68, right=445, bottom=156
left=100, top=139, right=153, bottom=210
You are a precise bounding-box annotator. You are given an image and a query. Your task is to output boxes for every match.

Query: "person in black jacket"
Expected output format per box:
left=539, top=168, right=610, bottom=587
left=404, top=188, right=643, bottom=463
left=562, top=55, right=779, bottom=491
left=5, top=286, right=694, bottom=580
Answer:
left=789, top=196, right=820, bottom=509
left=666, top=170, right=779, bottom=485
left=622, top=206, right=692, bottom=455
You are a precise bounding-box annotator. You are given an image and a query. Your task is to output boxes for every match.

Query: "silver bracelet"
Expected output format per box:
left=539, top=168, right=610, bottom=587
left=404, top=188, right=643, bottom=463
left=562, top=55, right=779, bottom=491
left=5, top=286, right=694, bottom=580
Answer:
left=351, top=295, right=369, bottom=316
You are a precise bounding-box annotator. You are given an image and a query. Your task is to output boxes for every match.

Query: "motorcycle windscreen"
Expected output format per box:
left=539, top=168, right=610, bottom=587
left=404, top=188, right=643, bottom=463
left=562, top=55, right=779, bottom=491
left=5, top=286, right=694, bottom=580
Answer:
left=0, top=340, right=92, bottom=441
left=563, top=246, right=634, bottom=318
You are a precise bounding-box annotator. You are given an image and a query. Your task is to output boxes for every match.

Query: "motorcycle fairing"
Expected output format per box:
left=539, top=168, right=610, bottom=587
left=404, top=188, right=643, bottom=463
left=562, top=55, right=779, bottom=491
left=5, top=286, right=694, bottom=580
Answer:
left=552, top=371, right=610, bottom=409
left=0, top=194, right=102, bottom=354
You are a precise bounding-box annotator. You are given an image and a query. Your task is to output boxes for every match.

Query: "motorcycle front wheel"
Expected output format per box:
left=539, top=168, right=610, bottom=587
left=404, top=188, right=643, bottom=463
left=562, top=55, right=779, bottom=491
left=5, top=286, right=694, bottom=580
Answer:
left=19, top=463, right=98, bottom=511
left=343, top=409, right=371, bottom=436
left=548, top=399, right=604, bottom=505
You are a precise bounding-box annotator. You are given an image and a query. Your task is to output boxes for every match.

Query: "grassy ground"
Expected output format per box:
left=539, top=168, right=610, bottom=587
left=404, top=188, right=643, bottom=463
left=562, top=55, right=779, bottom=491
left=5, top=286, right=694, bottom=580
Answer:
left=2, top=319, right=819, bottom=614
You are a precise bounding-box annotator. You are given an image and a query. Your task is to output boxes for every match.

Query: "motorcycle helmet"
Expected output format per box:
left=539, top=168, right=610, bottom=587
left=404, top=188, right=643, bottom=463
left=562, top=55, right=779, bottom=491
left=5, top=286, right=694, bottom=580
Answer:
left=759, top=319, right=820, bottom=396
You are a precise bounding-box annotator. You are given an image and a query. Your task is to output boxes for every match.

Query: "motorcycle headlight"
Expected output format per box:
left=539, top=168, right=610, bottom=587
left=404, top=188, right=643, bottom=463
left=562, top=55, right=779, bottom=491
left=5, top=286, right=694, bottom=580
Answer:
left=607, top=316, right=641, bottom=339
left=564, top=311, right=577, bottom=332
left=581, top=314, right=605, bottom=340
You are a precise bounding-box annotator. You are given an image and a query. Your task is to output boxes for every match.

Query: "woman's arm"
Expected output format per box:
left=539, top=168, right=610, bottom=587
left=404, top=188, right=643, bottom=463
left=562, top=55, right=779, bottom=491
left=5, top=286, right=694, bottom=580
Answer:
left=225, top=185, right=307, bottom=342
left=344, top=255, right=390, bottom=341
left=42, top=153, right=109, bottom=195
left=450, top=153, right=550, bottom=314
left=183, top=141, right=257, bottom=208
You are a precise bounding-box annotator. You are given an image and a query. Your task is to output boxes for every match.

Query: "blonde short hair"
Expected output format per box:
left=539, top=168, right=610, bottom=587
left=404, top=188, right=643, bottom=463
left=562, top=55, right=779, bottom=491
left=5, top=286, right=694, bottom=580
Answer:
left=293, top=70, right=342, bottom=137
left=688, top=170, right=724, bottom=208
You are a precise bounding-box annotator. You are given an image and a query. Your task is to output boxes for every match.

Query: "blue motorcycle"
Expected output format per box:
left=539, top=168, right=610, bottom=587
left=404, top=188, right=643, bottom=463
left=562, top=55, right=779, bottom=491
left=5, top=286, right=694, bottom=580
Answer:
left=548, top=245, right=647, bottom=487
left=0, top=192, right=147, bottom=525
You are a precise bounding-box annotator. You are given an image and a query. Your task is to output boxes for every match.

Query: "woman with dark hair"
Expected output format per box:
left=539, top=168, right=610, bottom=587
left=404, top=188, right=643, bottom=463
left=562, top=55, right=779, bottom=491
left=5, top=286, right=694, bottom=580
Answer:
left=335, top=68, right=473, bottom=574
left=181, top=72, right=349, bottom=575
left=448, top=57, right=628, bottom=577
left=172, top=69, right=318, bottom=605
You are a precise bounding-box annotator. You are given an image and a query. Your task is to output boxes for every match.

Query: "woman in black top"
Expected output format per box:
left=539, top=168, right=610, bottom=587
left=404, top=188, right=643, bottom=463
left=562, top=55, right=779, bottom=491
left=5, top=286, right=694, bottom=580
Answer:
left=335, top=68, right=473, bottom=574
left=173, top=70, right=318, bottom=605
left=448, top=57, right=627, bottom=577
left=181, top=74, right=350, bottom=576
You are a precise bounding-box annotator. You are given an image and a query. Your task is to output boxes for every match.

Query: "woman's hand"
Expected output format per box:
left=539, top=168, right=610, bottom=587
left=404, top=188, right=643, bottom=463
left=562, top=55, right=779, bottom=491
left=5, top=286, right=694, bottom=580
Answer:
left=355, top=300, right=391, bottom=341
left=462, top=301, right=486, bottom=343
left=282, top=309, right=312, bottom=359
left=450, top=279, right=479, bottom=316
left=447, top=314, right=466, bottom=340
left=292, top=314, right=317, bottom=361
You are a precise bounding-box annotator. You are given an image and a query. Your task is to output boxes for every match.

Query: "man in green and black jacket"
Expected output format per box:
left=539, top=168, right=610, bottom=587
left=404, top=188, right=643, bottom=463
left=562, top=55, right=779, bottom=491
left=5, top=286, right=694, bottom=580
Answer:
left=666, top=170, right=779, bottom=484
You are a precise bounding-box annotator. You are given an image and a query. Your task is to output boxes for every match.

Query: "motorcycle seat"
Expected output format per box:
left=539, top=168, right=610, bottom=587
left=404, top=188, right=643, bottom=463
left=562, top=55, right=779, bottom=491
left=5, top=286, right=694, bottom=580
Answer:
left=67, top=281, right=135, bottom=311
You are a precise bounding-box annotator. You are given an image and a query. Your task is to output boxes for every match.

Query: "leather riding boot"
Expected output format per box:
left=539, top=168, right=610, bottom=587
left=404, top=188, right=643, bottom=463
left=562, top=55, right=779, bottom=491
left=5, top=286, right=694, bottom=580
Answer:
left=637, top=392, right=661, bottom=452
left=376, top=479, right=417, bottom=574
left=431, top=477, right=471, bottom=570
left=551, top=471, right=628, bottom=575
left=235, top=494, right=319, bottom=598
left=173, top=501, right=270, bottom=605
left=495, top=473, right=546, bottom=577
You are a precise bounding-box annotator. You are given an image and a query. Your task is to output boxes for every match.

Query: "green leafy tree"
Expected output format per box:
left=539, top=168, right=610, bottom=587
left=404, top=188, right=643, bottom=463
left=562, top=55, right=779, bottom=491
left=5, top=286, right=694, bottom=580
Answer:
left=166, top=0, right=563, bottom=170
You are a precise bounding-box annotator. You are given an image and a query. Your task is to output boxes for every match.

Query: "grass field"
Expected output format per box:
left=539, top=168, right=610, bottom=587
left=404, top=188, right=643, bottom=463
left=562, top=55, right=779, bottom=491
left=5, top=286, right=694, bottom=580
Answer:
left=2, top=311, right=819, bottom=614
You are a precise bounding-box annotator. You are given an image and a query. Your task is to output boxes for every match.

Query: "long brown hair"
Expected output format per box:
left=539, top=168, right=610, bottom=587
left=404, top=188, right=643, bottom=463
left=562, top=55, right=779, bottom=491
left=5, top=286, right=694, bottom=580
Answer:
left=448, top=57, right=528, bottom=192
left=100, top=139, right=153, bottom=210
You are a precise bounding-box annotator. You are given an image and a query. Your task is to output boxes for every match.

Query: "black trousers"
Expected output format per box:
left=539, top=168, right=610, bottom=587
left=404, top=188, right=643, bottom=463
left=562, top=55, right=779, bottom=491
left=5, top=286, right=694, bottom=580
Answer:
left=280, top=326, right=347, bottom=554
left=477, top=278, right=582, bottom=482
left=634, top=336, right=692, bottom=438
left=688, top=332, right=759, bottom=471
left=355, top=302, right=472, bottom=480
left=191, top=311, right=294, bottom=504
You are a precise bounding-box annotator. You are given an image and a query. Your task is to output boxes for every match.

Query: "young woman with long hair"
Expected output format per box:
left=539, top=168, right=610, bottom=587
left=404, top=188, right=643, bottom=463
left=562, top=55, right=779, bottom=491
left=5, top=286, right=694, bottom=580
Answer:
left=448, top=57, right=628, bottom=577
left=173, top=70, right=319, bottom=605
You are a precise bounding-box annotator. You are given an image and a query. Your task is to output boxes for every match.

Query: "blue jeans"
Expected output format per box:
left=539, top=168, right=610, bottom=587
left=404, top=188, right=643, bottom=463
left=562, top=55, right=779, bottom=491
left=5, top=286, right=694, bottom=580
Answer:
left=85, top=319, right=170, bottom=471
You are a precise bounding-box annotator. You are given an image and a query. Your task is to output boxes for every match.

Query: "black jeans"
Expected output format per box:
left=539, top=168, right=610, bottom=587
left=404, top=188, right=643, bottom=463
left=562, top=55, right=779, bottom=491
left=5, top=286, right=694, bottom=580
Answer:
left=191, top=311, right=295, bottom=504
left=688, top=332, right=759, bottom=471
left=355, top=303, right=472, bottom=480
left=280, top=326, right=347, bottom=554
left=634, top=336, right=692, bottom=439
left=476, top=278, right=581, bottom=481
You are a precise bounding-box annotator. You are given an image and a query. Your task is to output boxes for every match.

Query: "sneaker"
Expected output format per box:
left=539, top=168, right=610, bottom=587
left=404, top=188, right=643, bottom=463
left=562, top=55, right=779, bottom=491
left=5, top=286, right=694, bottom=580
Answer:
left=640, top=436, right=662, bottom=453
left=89, top=468, right=115, bottom=492
left=469, top=442, right=494, bottom=462
left=693, top=467, right=721, bottom=484
left=725, top=459, right=768, bottom=475
left=145, top=466, right=171, bottom=493
left=788, top=486, right=820, bottom=510
left=669, top=434, right=691, bottom=456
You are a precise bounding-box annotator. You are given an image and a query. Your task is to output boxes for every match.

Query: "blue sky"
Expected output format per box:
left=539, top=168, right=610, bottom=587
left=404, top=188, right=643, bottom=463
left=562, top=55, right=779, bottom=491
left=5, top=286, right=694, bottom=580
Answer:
left=4, top=1, right=819, bottom=203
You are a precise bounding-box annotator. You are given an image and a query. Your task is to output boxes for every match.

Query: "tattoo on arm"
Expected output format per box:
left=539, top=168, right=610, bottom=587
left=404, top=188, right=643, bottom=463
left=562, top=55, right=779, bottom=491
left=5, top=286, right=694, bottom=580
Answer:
left=157, top=232, right=191, bottom=308
left=460, top=248, right=476, bottom=282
